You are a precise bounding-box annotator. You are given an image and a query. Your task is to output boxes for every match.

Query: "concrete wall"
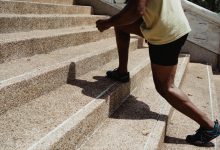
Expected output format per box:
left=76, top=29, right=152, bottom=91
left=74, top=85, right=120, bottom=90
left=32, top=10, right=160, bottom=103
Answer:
left=181, top=0, right=220, bottom=69
left=76, top=0, right=120, bottom=16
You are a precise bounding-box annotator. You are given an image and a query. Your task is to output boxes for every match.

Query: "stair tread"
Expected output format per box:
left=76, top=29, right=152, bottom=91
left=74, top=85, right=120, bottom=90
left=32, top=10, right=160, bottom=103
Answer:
left=0, top=26, right=97, bottom=43
left=78, top=56, right=189, bottom=150
left=9, top=0, right=74, bottom=5
left=0, top=0, right=92, bottom=14
left=0, top=48, right=149, bottom=150
left=0, top=37, right=120, bottom=82
left=0, top=0, right=88, bottom=7
left=0, top=13, right=105, bottom=18
left=214, top=75, right=220, bottom=115
left=162, top=63, right=218, bottom=150
left=0, top=37, right=137, bottom=85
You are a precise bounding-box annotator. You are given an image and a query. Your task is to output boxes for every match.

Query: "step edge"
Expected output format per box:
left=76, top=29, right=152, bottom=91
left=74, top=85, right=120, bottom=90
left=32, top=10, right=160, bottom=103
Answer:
left=27, top=58, right=151, bottom=150
left=0, top=38, right=137, bottom=86
left=0, top=39, right=138, bottom=115
left=143, top=54, right=190, bottom=150
left=0, top=0, right=91, bottom=8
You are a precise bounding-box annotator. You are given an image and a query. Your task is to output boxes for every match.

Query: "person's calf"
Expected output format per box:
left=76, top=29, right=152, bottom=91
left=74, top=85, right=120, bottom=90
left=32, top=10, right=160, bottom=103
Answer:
left=156, top=85, right=215, bottom=130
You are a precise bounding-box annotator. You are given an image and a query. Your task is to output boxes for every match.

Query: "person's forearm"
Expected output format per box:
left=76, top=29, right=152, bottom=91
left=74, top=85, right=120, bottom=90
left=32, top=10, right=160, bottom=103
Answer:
left=108, top=7, right=141, bottom=26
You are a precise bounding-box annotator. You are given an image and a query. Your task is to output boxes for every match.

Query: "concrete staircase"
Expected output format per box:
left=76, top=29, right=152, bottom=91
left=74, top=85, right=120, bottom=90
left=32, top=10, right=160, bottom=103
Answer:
left=0, top=0, right=219, bottom=150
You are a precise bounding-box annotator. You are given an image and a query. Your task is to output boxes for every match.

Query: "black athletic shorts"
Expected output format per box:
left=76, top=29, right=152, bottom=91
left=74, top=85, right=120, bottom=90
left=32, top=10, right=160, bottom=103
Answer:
left=148, top=34, right=188, bottom=66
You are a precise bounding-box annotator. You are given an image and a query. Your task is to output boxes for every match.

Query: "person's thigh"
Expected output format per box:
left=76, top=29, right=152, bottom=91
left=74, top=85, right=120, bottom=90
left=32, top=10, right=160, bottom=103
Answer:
left=151, top=64, right=177, bottom=87
left=115, top=18, right=144, bottom=37
left=149, top=34, right=188, bottom=66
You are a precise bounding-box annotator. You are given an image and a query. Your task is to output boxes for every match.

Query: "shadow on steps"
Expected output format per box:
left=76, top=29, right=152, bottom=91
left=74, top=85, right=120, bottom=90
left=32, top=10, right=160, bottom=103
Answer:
left=110, top=94, right=168, bottom=121
left=68, top=74, right=166, bottom=121
left=164, top=135, right=214, bottom=147
left=68, top=75, right=116, bottom=99
left=68, top=75, right=131, bottom=115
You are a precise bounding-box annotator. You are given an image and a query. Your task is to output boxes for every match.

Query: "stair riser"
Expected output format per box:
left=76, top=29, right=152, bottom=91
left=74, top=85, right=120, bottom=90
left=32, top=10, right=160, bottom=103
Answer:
left=146, top=56, right=190, bottom=149
left=0, top=1, right=92, bottom=15
left=0, top=64, right=69, bottom=116
left=28, top=60, right=151, bottom=150
left=0, top=29, right=114, bottom=63
left=73, top=40, right=139, bottom=78
left=11, top=0, right=75, bottom=5
left=0, top=40, right=138, bottom=115
left=0, top=16, right=106, bottom=33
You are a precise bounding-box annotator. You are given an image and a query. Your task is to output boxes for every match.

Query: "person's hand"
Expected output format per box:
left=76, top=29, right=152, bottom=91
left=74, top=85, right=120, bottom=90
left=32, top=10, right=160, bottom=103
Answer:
left=96, top=19, right=112, bottom=32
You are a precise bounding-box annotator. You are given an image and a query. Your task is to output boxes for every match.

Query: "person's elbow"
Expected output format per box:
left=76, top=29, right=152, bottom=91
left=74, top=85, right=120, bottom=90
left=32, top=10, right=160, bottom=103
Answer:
left=136, top=0, right=148, bottom=16
left=136, top=6, right=145, bottom=16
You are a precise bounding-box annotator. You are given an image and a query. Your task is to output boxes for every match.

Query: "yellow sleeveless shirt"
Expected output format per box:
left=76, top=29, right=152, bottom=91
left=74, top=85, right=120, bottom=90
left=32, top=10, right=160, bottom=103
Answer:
left=140, top=0, right=191, bottom=45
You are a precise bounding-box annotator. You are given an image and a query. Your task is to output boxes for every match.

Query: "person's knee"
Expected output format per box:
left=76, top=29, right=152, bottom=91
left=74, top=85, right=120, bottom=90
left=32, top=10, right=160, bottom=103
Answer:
left=114, top=21, right=143, bottom=37
left=154, top=82, right=175, bottom=98
left=114, top=26, right=130, bottom=36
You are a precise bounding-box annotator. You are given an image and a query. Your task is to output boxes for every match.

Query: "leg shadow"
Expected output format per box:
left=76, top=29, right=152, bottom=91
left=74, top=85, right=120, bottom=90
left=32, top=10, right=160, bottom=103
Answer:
left=165, top=136, right=215, bottom=147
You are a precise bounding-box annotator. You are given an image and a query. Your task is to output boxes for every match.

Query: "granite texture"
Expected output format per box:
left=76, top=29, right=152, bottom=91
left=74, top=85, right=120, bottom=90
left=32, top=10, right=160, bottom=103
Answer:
left=0, top=38, right=138, bottom=115
left=0, top=26, right=114, bottom=63
left=0, top=48, right=150, bottom=150
left=0, top=38, right=137, bottom=81
left=0, top=14, right=107, bottom=33
left=214, top=75, right=220, bottom=116
left=79, top=55, right=189, bottom=150
left=12, top=0, right=75, bottom=5
left=0, top=0, right=92, bottom=14
left=161, top=63, right=220, bottom=150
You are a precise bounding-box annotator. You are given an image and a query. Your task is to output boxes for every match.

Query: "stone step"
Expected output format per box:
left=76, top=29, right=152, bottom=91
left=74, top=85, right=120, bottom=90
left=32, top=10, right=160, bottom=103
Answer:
left=78, top=55, right=190, bottom=150
left=0, top=37, right=139, bottom=115
left=161, top=63, right=220, bottom=150
left=214, top=74, right=220, bottom=149
left=213, top=74, right=220, bottom=116
left=0, top=48, right=150, bottom=150
left=0, top=26, right=114, bottom=63
left=9, top=0, right=75, bottom=5
left=0, top=14, right=107, bottom=33
left=0, top=0, right=92, bottom=15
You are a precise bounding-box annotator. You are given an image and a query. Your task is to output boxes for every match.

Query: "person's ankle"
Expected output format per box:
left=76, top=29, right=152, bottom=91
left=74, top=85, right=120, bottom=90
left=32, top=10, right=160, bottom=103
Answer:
left=117, top=67, right=128, bottom=75
left=201, top=121, right=215, bottom=130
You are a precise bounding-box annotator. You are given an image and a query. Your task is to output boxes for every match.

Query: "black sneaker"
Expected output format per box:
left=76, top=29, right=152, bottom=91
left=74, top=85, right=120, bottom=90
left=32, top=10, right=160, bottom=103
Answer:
left=186, top=120, right=220, bottom=146
left=106, top=68, right=130, bottom=83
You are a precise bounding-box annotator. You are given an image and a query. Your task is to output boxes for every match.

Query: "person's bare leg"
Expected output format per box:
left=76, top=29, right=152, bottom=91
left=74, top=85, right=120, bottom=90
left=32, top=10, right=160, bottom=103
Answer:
left=114, top=18, right=144, bottom=74
left=151, top=63, right=215, bottom=129
left=114, top=27, right=130, bottom=74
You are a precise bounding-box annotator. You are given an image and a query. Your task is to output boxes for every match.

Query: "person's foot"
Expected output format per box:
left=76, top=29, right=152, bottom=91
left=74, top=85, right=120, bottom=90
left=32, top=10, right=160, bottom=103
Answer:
left=106, top=68, right=130, bottom=83
left=186, top=120, right=220, bottom=146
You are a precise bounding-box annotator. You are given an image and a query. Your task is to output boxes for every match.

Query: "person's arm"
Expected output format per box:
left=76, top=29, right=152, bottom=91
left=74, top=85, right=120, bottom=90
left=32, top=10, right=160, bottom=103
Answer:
left=96, top=0, right=148, bottom=32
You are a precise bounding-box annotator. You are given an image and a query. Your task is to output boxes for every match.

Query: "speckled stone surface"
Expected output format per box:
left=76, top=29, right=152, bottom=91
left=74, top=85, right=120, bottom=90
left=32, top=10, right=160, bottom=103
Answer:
left=0, top=0, right=92, bottom=14
left=0, top=48, right=150, bottom=150
left=12, top=0, right=75, bottom=5
left=0, top=38, right=138, bottom=81
left=79, top=75, right=162, bottom=150
left=78, top=55, right=189, bottom=150
left=0, top=14, right=107, bottom=33
left=213, top=74, right=220, bottom=149
left=0, top=26, right=114, bottom=63
left=0, top=38, right=138, bottom=115
left=214, top=75, right=220, bottom=115
left=161, top=63, right=220, bottom=150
